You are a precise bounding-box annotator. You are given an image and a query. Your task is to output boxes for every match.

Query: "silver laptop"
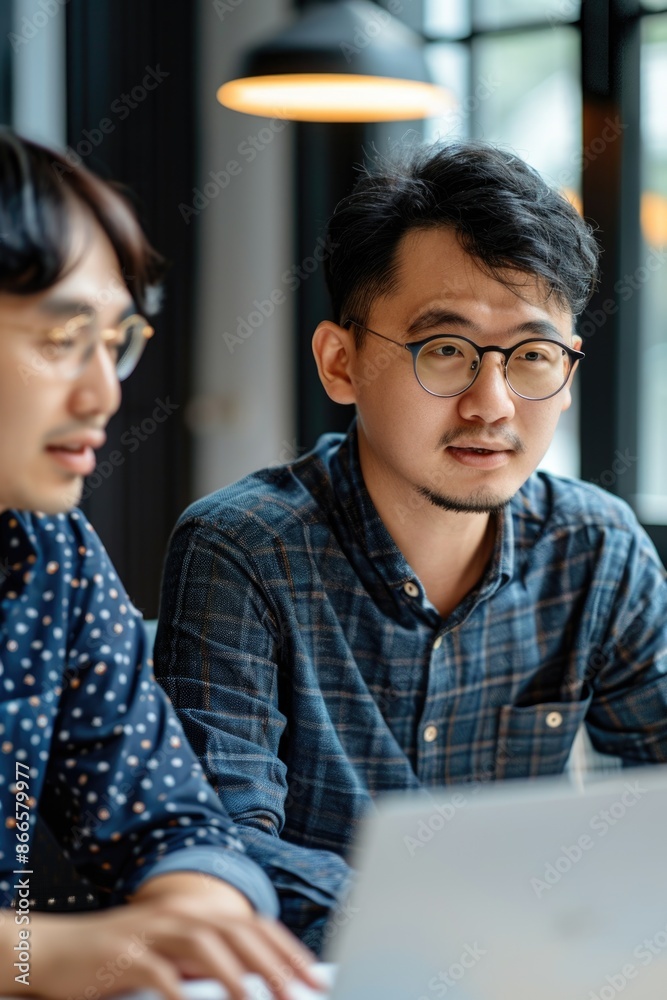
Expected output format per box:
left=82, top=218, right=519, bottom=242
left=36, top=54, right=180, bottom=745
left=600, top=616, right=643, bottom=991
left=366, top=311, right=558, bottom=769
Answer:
left=323, top=765, right=667, bottom=1000
left=187, top=765, right=667, bottom=999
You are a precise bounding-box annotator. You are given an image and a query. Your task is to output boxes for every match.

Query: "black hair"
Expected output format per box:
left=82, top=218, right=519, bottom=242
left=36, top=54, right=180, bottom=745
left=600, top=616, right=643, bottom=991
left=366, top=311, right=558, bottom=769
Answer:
left=324, top=139, right=600, bottom=343
left=0, top=127, right=164, bottom=313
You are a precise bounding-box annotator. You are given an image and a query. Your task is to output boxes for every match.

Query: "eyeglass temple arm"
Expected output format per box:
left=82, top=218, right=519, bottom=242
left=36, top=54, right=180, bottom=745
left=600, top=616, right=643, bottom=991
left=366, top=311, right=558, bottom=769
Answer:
left=100, top=322, right=155, bottom=343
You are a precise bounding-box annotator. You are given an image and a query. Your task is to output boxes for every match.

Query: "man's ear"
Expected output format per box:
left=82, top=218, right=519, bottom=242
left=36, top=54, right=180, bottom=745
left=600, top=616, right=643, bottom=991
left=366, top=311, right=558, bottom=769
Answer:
left=312, top=321, right=358, bottom=405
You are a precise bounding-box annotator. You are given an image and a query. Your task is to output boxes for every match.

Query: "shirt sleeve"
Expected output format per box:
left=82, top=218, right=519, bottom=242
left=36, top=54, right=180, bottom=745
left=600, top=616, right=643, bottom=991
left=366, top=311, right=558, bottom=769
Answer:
left=154, top=519, right=354, bottom=950
left=584, top=523, right=667, bottom=764
left=38, top=515, right=278, bottom=915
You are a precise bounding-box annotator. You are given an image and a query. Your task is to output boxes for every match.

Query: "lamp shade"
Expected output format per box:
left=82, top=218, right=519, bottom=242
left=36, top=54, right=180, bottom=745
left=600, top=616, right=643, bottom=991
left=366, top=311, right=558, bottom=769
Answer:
left=217, top=0, right=451, bottom=122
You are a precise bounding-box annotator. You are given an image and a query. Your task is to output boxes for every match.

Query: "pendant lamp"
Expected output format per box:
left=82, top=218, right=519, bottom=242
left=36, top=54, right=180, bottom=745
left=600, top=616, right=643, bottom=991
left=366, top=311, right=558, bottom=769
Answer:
left=217, top=0, right=451, bottom=122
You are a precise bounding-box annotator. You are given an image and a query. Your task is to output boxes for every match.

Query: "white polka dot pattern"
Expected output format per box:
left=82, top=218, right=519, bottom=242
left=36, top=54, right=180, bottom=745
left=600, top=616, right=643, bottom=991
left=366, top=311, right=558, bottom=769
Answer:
left=0, top=510, right=278, bottom=914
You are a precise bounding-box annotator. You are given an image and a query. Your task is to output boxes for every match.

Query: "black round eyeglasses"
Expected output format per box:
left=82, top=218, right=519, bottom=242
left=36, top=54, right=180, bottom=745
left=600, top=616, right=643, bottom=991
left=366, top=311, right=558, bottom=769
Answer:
left=344, top=321, right=584, bottom=401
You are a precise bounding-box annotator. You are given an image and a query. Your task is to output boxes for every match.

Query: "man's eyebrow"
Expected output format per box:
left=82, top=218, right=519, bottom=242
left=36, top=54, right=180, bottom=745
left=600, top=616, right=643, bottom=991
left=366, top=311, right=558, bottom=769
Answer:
left=38, top=297, right=134, bottom=324
left=405, top=310, right=568, bottom=343
left=405, top=309, right=476, bottom=338
left=511, top=319, right=567, bottom=342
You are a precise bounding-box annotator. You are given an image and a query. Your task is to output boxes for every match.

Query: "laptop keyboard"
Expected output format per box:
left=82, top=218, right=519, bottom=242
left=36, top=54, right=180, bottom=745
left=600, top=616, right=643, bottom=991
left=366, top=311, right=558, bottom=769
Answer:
left=190, top=964, right=334, bottom=1000
left=116, top=964, right=335, bottom=1000
left=0, top=964, right=338, bottom=1000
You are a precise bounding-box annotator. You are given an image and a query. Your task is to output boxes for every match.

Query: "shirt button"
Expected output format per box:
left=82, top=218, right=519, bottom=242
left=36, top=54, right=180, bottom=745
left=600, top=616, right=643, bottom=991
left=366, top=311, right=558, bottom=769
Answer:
left=403, top=581, right=420, bottom=598
left=433, top=635, right=443, bottom=650
left=424, top=725, right=438, bottom=743
left=546, top=711, right=563, bottom=728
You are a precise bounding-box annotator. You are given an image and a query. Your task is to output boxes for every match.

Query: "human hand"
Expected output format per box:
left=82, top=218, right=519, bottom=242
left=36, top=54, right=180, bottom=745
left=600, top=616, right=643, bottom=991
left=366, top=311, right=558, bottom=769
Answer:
left=0, top=881, right=319, bottom=1000
left=130, top=871, right=322, bottom=997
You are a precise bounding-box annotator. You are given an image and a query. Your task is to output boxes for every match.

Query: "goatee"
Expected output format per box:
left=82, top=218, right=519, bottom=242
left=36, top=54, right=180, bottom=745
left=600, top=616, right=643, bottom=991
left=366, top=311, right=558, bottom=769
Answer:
left=417, top=485, right=513, bottom=515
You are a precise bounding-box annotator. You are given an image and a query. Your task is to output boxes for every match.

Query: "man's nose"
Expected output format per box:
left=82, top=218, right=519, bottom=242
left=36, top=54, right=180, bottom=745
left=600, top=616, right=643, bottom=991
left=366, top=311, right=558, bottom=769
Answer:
left=456, top=350, right=516, bottom=423
left=67, top=343, right=122, bottom=422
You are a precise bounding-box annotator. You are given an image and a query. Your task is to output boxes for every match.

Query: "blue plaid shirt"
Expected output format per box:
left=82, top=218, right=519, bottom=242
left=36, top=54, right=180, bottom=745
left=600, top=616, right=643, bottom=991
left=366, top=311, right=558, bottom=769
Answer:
left=0, top=509, right=278, bottom=915
left=155, top=420, right=667, bottom=951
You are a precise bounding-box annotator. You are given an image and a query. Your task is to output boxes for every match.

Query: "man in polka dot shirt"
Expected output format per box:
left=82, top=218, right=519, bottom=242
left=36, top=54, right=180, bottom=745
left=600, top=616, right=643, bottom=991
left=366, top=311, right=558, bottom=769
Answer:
left=0, top=130, right=319, bottom=1000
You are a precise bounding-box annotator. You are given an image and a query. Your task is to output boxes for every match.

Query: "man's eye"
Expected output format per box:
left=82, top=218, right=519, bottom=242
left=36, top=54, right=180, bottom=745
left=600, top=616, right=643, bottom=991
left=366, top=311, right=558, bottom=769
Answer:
left=513, top=342, right=563, bottom=364
left=517, top=349, right=551, bottom=362
left=49, top=315, right=93, bottom=346
left=430, top=343, right=463, bottom=357
left=51, top=336, right=80, bottom=351
left=42, top=335, right=79, bottom=359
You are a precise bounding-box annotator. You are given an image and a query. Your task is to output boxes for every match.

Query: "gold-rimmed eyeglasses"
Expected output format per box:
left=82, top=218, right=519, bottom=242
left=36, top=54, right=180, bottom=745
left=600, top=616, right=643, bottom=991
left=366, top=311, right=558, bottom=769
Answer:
left=22, top=312, right=154, bottom=382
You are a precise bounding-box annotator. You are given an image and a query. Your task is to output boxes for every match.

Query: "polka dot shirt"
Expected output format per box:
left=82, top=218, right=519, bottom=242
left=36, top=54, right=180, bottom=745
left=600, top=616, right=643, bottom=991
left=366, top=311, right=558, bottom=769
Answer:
left=0, top=509, right=278, bottom=915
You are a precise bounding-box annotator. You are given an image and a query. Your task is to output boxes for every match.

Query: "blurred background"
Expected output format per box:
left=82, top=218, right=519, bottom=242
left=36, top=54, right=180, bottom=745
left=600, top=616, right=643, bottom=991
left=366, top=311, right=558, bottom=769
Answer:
left=1, top=0, right=665, bottom=616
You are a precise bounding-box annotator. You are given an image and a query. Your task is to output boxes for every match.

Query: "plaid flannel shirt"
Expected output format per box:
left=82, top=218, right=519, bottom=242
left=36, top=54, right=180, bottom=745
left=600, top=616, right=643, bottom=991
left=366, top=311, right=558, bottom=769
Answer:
left=155, top=420, right=667, bottom=951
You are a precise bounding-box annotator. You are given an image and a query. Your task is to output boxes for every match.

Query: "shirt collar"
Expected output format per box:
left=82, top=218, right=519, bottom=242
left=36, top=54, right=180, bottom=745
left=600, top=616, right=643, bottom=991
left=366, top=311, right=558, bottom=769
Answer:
left=328, top=418, right=515, bottom=611
left=329, top=420, right=415, bottom=590
left=0, top=510, right=37, bottom=594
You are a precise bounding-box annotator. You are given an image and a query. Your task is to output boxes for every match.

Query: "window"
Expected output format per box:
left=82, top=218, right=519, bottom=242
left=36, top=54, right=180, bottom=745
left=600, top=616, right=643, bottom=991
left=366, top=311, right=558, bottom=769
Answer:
left=637, top=13, right=667, bottom=524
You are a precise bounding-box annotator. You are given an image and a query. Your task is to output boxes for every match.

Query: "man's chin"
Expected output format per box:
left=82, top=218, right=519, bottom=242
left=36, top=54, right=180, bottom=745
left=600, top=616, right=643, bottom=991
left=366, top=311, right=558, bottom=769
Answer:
left=52, top=479, right=84, bottom=512
left=14, top=479, right=84, bottom=516
left=418, top=484, right=515, bottom=515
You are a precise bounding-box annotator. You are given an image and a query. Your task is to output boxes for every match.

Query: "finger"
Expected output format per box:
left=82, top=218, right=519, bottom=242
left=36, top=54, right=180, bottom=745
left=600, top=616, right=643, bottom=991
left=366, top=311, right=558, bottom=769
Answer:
left=159, top=929, right=248, bottom=1000
left=125, top=954, right=186, bottom=1000
left=210, top=924, right=314, bottom=1000
left=252, top=919, right=323, bottom=989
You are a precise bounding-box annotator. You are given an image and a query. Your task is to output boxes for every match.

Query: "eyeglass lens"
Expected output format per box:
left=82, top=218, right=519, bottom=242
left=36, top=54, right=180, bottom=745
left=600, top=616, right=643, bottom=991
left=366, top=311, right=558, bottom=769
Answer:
left=113, top=318, right=149, bottom=381
left=57, top=316, right=148, bottom=381
left=415, top=337, right=571, bottom=399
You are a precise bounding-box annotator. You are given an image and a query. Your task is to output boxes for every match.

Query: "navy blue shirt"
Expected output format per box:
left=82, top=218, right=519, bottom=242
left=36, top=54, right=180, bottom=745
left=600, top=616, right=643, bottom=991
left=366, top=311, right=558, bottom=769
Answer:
left=0, top=509, right=278, bottom=915
left=155, top=422, right=667, bottom=951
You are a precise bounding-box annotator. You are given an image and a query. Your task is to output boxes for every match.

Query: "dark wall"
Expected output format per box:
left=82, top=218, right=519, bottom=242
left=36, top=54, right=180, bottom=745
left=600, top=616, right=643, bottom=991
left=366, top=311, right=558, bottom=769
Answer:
left=66, top=0, right=197, bottom=616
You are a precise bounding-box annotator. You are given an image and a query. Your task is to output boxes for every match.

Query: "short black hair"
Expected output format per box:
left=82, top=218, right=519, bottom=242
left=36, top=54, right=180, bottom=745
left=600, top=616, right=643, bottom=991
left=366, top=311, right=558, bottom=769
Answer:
left=324, top=139, right=600, bottom=343
left=0, top=127, right=164, bottom=313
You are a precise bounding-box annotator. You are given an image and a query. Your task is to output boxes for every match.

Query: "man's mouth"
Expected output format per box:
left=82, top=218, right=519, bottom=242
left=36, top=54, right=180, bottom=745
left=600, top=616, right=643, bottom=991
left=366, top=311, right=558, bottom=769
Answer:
left=446, top=445, right=512, bottom=468
left=45, top=433, right=105, bottom=476
left=451, top=446, right=497, bottom=454
left=46, top=444, right=97, bottom=476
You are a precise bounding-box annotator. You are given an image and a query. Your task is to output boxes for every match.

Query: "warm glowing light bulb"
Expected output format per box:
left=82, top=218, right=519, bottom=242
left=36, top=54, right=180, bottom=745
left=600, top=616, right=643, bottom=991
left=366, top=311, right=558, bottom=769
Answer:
left=218, top=74, right=453, bottom=123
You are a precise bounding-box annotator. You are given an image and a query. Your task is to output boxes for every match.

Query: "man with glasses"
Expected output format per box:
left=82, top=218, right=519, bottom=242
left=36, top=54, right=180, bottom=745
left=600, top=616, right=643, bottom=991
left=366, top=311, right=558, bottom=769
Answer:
left=0, top=129, right=319, bottom=999
left=155, top=140, right=667, bottom=951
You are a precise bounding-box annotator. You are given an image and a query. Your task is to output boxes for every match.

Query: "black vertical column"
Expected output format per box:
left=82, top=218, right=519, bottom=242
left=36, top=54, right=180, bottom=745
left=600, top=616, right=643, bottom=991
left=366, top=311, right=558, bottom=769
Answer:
left=292, top=0, right=367, bottom=448
left=66, top=0, right=196, bottom=615
left=291, top=1, right=430, bottom=450
left=295, top=120, right=364, bottom=449
left=579, top=0, right=641, bottom=496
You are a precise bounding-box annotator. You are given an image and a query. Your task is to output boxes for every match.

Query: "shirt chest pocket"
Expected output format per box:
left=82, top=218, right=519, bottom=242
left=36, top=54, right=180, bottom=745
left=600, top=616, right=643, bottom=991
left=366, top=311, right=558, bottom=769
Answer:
left=494, top=688, right=593, bottom=780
